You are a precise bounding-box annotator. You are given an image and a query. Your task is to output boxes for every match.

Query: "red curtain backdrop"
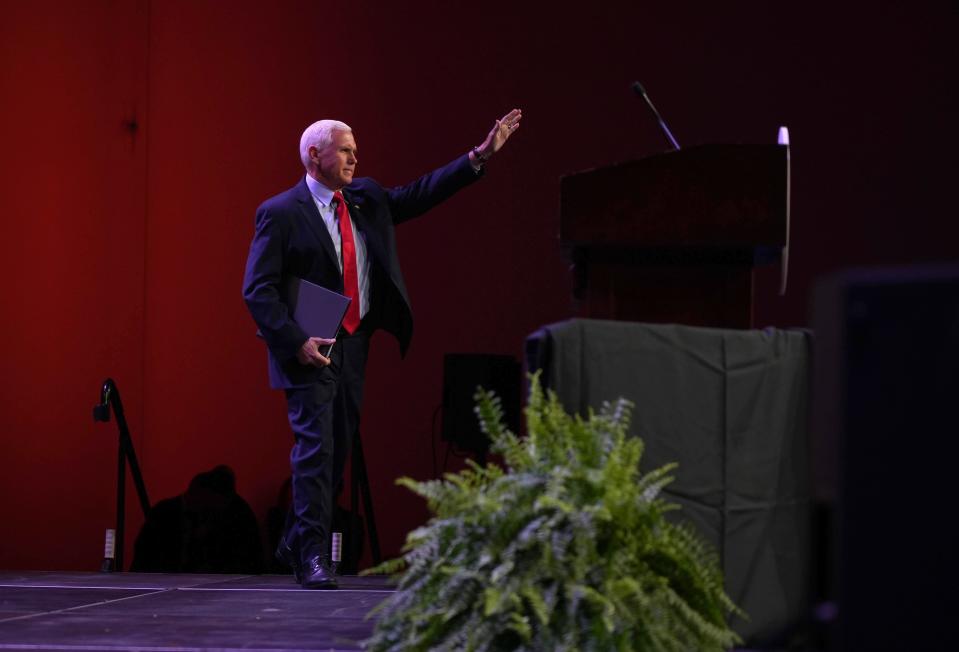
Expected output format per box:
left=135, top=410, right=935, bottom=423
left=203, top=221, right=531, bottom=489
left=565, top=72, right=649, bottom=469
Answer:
left=1, top=0, right=956, bottom=570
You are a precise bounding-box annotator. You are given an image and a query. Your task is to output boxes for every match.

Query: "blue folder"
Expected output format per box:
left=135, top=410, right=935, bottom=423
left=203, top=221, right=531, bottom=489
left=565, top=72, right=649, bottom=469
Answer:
left=286, top=277, right=351, bottom=354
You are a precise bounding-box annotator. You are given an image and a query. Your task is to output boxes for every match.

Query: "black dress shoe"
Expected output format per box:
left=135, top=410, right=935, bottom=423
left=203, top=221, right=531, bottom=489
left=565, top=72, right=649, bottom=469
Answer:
left=301, top=556, right=338, bottom=590
left=275, top=540, right=302, bottom=584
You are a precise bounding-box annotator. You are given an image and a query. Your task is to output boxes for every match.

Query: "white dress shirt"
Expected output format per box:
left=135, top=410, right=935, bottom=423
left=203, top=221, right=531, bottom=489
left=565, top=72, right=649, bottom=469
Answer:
left=304, top=175, right=370, bottom=320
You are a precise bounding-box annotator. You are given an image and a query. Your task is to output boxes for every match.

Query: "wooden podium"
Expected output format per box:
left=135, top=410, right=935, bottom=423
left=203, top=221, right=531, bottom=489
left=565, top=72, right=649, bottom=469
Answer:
left=560, top=144, right=789, bottom=328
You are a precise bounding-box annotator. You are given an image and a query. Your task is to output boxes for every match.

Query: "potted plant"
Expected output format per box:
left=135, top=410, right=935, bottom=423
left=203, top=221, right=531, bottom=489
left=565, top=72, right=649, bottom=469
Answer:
left=365, top=374, right=742, bottom=651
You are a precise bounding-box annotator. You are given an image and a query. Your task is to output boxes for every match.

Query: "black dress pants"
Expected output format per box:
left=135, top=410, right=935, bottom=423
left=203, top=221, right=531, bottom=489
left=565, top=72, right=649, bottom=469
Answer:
left=282, top=328, right=370, bottom=563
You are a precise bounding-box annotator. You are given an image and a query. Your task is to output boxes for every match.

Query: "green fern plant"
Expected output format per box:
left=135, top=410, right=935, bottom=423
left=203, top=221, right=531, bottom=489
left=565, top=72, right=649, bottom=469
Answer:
left=364, top=373, right=742, bottom=651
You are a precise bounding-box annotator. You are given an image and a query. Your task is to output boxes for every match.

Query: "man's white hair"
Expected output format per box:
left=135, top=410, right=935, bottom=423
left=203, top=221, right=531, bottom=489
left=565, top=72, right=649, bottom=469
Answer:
left=299, top=119, right=351, bottom=169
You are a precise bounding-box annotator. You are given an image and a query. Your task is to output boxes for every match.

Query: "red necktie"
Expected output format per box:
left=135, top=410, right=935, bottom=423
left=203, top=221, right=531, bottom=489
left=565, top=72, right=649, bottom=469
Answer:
left=333, top=191, right=361, bottom=334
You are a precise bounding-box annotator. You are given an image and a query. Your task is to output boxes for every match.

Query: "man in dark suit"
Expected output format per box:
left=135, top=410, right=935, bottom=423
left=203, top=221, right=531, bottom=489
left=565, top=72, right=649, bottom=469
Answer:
left=243, top=109, right=522, bottom=588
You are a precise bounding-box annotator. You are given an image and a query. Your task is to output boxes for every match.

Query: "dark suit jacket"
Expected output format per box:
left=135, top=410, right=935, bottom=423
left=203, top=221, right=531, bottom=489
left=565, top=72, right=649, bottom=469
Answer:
left=243, top=153, right=481, bottom=388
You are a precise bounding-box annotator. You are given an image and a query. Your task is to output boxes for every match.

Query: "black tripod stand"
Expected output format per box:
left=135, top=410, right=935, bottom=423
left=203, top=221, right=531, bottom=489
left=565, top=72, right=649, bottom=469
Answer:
left=93, top=378, right=150, bottom=571
left=348, top=429, right=381, bottom=567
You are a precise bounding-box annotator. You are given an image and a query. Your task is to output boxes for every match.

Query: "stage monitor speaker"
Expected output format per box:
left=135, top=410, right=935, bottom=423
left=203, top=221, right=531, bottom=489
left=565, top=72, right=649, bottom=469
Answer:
left=812, top=265, right=959, bottom=651
left=442, top=353, right=521, bottom=455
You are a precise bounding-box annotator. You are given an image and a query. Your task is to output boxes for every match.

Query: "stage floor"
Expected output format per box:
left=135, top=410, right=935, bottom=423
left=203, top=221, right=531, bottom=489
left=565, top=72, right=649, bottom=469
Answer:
left=0, top=571, right=393, bottom=651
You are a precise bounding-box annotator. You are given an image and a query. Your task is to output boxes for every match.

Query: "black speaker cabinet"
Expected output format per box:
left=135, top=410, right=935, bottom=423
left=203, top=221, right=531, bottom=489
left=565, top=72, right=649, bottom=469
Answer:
left=441, top=353, right=521, bottom=456
left=812, top=264, right=959, bottom=651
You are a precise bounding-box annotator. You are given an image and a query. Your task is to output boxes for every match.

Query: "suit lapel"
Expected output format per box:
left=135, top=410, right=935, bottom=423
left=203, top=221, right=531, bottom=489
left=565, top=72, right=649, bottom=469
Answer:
left=343, top=188, right=388, bottom=268
left=293, top=179, right=339, bottom=271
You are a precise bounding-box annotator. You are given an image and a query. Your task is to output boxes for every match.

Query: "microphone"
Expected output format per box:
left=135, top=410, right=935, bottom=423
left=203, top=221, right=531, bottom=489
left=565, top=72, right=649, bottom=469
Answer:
left=93, top=379, right=114, bottom=422
left=632, top=81, right=681, bottom=150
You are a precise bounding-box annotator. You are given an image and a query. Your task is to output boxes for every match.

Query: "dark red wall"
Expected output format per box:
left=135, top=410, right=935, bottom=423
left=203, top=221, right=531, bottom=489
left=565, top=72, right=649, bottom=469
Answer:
left=1, top=0, right=955, bottom=570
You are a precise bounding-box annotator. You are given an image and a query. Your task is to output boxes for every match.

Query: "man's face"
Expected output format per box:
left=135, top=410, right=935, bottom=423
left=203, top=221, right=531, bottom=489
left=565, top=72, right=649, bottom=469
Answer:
left=310, top=129, right=357, bottom=190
